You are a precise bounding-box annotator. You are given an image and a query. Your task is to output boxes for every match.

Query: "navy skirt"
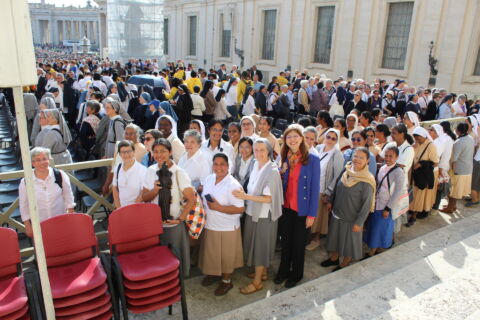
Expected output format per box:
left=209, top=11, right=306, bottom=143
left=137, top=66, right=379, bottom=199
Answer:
left=364, top=209, right=394, bottom=249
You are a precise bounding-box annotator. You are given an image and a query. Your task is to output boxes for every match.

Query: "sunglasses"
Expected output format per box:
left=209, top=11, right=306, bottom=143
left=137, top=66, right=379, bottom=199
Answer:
left=351, top=138, right=363, bottom=142
left=325, top=135, right=337, bottom=141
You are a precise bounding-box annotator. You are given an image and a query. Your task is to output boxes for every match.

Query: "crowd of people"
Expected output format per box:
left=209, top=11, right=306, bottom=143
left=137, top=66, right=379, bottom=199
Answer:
left=13, top=56, right=480, bottom=297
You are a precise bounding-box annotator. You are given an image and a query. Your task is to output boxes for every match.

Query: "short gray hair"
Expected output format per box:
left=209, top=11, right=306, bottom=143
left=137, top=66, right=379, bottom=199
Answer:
left=458, top=94, right=467, bottom=101
left=30, top=147, right=51, bottom=160
left=183, top=129, right=202, bottom=145
left=303, top=126, right=318, bottom=140
left=300, top=80, right=309, bottom=88
left=253, top=138, right=274, bottom=160
left=125, top=123, right=143, bottom=142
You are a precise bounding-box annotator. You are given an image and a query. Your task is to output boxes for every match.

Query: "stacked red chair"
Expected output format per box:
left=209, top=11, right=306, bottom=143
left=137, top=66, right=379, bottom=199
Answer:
left=0, top=227, right=42, bottom=320
left=108, top=203, right=188, bottom=320
left=40, top=214, right=119, bottom=319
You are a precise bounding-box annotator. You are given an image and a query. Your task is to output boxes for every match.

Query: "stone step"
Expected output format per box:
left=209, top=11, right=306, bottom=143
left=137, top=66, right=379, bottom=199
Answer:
left=294, top=232, right=480, bottom=319
left=215, top=211, right=480, bottom=320
left=374, top=262, right=480, bottom=320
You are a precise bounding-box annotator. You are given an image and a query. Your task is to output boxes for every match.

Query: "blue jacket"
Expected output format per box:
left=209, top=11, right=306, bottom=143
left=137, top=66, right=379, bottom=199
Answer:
left=282, top=152, right=321, bottom=217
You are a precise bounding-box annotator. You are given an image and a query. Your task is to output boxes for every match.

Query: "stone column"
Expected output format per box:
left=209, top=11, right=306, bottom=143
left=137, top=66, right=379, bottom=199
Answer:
left=63, top=20, right=67, bottom=41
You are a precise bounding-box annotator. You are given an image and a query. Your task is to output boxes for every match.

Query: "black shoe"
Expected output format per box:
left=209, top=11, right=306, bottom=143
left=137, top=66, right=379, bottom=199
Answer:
left=285, top=280, right=298, bottom=288
left=274, top=275, right=287, bottom=285
left=405, top=216, right=416, bottom=227
left=332, top=266, right=343, bottom=272
left=321, top=258, right=339, bottom=267
left=417, top=211, right=428, bottom=219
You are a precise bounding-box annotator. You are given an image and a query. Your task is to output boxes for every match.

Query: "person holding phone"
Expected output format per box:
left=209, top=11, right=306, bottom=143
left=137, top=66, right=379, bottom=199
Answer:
left=199, top=153, right=245, bottom=296
left=142, top=138, right=196, bottom=276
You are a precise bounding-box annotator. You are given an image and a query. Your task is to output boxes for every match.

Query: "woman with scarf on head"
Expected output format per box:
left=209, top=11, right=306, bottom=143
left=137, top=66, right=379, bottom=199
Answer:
left=441, top=122, right=475, bottom=213
left=241, top=86, right=256, bottom=116
left=189, top=119, right=206, bottom=141
left=31, top=96, right=57, bottom=143
left=255, top=85, right=268, bottom=116
left=78, top=100, right=102, bottom=160
left=333, top=119, right=352, bottom=152
left=146, top=99, right=165, bottom=130
left=155, top=115, right=185, bottom=163
left=405, top=93, right=421, bottom=115
left=240, top=116, right=260, bottom=141
left=133, top=92, right=152, bottom=131
left=346, top=113, right=363, bottom=139
left=383, top=116, right=397, bottom=130
left=200, top=80, right=216, bottom=123
left=306, top=128, right=344, bottom=251
left=171, top=84, right=194, bottom=137
left=39, top=109, right=73, bottom=165
left=429, top=123, right=454, bottom=214
left=321, top=147, right=375, bottom=271
left=232, top=138, right=284, bottom=294
left=328, top=86, right=345, bottom=119
left=407, top=127, right=439, bottom=226
left=403, top=111, right=420, bottom=135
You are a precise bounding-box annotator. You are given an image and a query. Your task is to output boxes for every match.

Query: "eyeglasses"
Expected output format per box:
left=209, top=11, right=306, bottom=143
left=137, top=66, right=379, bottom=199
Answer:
left=351, top=138, right=363, bottom=142
left=241, top=122, right=253, bottom=127
left=120, top=150, right=133, bottom=155
left=325, top=135, right=337, bottom=141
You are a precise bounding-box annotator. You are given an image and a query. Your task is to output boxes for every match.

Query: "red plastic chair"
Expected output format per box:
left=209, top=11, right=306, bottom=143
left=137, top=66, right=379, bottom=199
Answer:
left=0, top=227, right=42, bottom=320
left=108, top=203, right=188, bottom=320
left=40, top=213, right=119, bottom=319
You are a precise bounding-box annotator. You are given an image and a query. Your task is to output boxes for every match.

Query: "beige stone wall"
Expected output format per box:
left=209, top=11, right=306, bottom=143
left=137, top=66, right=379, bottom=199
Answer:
left=163, top=0, right=480, bottom=96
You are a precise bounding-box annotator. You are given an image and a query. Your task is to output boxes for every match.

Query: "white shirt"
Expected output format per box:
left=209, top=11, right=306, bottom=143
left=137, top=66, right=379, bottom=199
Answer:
left=201, top=139, right=235, bottom=173
left=191, top=93, right=206, bottom=116
left=113, top=161, right=147, bottom=207
left=238, top=156, right=253, bottom=181
left=225, top=85, right=238, bottom=106
left=19, top=168, right=75, bottom=222
left=177, top=149, right=211, bottom=188
left=202, top=174, right=244, bottom=231
left=102, top=75, right=114, bottom=88
left=166, top=134, right=186, bottom=164
left=143, top=163, right=192, bottom=224
left=315, top=145, right=334, bottom=193
left=77, top=76, right=92, bottom=91
left=246, top=162, right=271, bottom=219
left=381, top=141, right=414, bottom=186
left=242, top=95, right=256, bottom=116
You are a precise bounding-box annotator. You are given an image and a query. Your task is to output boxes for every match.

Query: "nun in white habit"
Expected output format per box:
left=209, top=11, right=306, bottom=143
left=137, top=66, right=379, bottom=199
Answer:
left=155, top=115, right=186, bottom=163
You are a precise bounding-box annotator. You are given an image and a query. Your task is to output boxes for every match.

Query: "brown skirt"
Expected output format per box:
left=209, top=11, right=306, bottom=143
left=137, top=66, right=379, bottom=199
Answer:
left=411, top=185, right=436, bottom=212
left=198, top=228, right=244, bottom=276
left=450, top=174, right=472, bottom=199
left=311, top=196, right=329, bottom=235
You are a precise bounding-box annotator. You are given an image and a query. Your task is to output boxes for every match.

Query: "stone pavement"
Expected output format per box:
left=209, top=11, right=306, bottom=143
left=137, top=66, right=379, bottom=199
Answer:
left=130, top=200, right=480, bottom=320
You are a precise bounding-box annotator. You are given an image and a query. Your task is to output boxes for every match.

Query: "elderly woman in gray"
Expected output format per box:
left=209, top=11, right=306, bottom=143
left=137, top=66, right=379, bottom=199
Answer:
left=233, top=138, right=283, bottom=294
left=104, top=97, right=127, bottom=158
left=37, top=109, right=73, bottom=165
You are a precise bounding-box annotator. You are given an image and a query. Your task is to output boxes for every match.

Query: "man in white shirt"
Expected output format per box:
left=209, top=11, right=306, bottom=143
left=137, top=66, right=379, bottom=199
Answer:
left=92, top=73, right=108, bottom=96
left=77, top=71, right=93, bottom=92
left=20, top=147, right=75, bottom=238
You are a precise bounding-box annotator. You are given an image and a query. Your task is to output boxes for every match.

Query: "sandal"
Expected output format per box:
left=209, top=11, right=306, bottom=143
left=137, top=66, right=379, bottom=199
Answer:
left=247, top=273, right=268, bottom=281
left=240, top=282, right=263, bottom=295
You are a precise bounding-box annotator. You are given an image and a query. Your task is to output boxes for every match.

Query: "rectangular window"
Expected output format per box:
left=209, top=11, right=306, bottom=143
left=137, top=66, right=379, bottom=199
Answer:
left=313, top=6, right=335, bottom=64
left=163, top=18, right=169, bottom=55
left=381, top=2, right=414, bottom=70
left=188, top=16, right=197, bottom=56
left=220, top=13, right=231, bottom=58
left=474, top=49, right=480, bottom=76
left=261, top=9, right=277, bottom=60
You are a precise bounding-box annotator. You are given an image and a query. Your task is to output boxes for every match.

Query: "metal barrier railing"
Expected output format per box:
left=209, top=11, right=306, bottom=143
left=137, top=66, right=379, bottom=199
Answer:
left=0, top=158, right=113, bottom=257
left=420, top=116, right=467, bottom=128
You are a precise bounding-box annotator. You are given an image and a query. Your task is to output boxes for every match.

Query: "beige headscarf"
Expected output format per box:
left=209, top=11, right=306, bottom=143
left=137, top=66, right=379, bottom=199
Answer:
left=341, top=162, right=376, bottom=212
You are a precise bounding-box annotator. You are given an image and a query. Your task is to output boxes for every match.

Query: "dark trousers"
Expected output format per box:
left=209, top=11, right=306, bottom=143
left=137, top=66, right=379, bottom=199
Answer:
left=277, top=208, right=308, bottom=282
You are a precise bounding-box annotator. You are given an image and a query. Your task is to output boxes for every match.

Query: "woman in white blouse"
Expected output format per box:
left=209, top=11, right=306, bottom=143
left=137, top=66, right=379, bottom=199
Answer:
left=178, top=130, right=211, bottom=190
left=241, top=87, right=256, bottom=116
left=142, top=138, right=196, bottom=276
left=112, top=140, right=147, bottom=208
left=233, top=139, right=283, bottom=294
left=20, top=147, right=75, bottom=238
left=199, top=153, right=245, bottom=296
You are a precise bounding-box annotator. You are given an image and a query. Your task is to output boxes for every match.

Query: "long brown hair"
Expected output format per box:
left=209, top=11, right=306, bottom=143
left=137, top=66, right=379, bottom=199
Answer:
left=281, top=124, right=310, bottom=166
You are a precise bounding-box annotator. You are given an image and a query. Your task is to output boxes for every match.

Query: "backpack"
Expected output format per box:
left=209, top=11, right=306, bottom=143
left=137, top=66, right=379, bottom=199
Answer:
left=109, top=118, right=130, bottom=144
left=52, top=168, right=63, bottom=189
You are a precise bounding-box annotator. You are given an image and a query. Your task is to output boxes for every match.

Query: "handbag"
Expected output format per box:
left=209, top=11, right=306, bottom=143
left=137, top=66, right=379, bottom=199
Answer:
left=176, top=171, right=205, bottom=239
left=392, top=191, right=410, bottom=220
